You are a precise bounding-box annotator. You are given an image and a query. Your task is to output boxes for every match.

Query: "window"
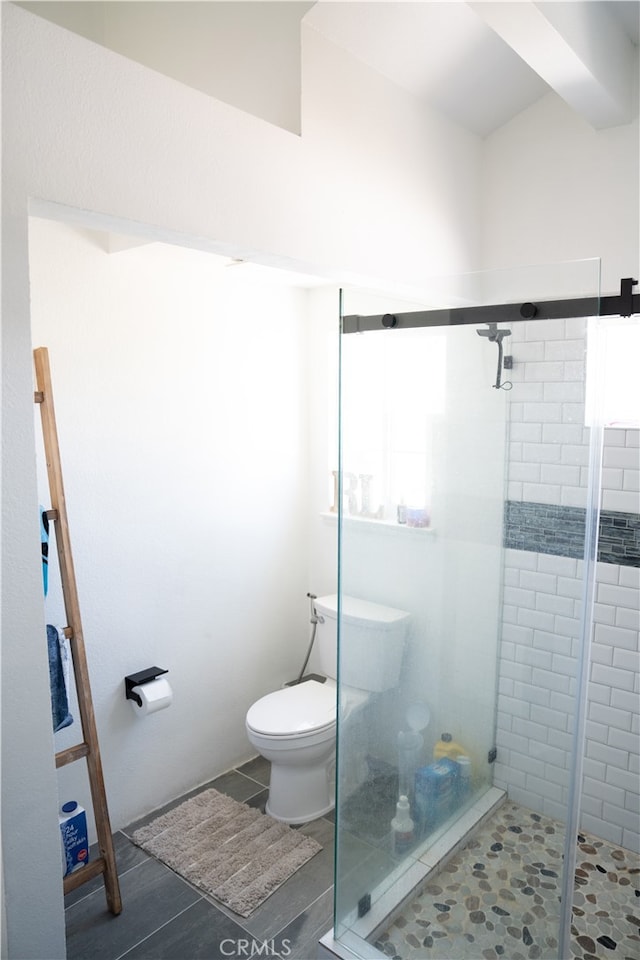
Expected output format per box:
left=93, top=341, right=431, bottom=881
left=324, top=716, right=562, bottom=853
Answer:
left=586, top=318, right=640, bottom=428
left=339, top=328, right=446, bottom=522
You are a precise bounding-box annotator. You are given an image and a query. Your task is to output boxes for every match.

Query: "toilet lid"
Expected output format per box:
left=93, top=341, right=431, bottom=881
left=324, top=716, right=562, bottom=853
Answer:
left=247, top=680, right=336, bottom=737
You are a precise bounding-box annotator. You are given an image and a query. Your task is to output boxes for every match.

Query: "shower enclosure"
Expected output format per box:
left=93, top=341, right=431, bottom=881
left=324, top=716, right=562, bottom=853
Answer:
left=324, top=262, right=639, bottom=960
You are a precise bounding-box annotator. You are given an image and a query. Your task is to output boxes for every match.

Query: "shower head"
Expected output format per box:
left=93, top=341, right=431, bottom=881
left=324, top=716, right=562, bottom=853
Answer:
left=477, top=322, right=511, bottom=343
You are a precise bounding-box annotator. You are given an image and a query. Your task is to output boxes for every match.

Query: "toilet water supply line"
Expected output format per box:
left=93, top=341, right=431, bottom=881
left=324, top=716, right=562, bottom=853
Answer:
left=296, top=592, right=323, bottom=683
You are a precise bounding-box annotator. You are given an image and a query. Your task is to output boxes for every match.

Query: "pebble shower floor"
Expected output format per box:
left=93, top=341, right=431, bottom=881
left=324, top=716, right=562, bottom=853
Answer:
left=374, top=801, right=639, bottom=960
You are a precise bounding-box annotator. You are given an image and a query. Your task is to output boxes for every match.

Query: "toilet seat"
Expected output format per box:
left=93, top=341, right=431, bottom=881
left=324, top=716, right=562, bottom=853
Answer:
left=246, top=679, right=336, bottom=738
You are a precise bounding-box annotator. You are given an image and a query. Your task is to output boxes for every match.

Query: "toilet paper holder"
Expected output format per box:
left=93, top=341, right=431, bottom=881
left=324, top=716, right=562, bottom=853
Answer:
left=125, top=667, right=169, bottom=707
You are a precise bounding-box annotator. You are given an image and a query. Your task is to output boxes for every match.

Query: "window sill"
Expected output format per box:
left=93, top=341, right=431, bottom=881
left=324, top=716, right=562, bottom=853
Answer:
left=320, top=512, right=435, bottom=537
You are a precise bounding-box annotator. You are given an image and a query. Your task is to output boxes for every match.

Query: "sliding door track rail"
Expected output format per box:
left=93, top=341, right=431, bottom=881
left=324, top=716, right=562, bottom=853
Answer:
left=342, top=277, right=638, bottom=334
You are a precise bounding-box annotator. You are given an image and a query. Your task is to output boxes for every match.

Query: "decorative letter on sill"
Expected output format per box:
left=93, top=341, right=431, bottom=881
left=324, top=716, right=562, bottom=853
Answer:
left=329, top=470, right=384, bottom=520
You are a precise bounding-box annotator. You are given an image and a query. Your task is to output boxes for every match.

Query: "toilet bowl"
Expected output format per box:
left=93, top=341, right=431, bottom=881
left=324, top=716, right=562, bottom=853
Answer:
left=246, top=678, right=337, bottom=824
left=245, top=594, right=410, bottom=825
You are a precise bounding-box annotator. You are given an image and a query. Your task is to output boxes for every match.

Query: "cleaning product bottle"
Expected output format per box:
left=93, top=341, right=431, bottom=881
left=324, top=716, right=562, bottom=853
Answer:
left=414, top=758, right=459, bottom=834
left=59, top=801, right=89, bottom=876
left=456, top=755, right=472, bottom=803
left=397, top=729, right=423, bottom=801
left=391, top=795, right=414, bottom=856
left=433, top=732, right=468, bottom=761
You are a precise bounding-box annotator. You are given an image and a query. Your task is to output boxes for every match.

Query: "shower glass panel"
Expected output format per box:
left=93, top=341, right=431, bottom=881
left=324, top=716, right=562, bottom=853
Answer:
left=333, top=260, right=603, bottom=960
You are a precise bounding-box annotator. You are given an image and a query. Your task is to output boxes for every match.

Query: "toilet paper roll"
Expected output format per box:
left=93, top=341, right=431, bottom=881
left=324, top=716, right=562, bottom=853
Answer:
left=130, top=677, right=173, bottom=717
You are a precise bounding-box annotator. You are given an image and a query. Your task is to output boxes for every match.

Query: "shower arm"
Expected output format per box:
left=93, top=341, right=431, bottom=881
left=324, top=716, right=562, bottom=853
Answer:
left=476, top=323, right=512, bottom=390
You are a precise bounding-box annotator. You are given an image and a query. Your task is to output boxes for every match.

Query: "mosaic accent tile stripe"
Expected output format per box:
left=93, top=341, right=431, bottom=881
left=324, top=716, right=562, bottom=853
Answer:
left=598, top=511, right=640, bottom=567
left=504, top=502, right=640, bottom=568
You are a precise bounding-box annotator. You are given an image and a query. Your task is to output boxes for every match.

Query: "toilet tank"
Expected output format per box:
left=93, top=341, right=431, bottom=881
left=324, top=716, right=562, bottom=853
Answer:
left=313, top=594, right=410, bottom=692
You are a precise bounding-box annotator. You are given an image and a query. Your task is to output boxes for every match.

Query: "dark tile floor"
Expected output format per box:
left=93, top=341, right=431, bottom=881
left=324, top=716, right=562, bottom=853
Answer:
left=65, top=758, right=335, bottom=960
left=67, top=765, right=638, bottom=960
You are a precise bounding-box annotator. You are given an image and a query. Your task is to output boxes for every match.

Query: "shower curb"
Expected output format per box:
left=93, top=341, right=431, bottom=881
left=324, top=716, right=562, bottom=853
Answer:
left=319, top=787, right=507, bottom=958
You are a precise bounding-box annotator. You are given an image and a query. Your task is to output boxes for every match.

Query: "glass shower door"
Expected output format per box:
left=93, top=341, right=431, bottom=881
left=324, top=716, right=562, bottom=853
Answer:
left=334, top=291, right=509, bottom=954
left=333, top=260, right=605, bottom=960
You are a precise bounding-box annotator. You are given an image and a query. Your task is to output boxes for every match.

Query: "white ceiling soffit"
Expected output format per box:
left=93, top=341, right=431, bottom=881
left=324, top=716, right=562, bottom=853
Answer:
left=304, top=2, right=549, bottom=136
left=471, top=1, right=638, bottom=130
left=304, top=1, right=639, bottom=136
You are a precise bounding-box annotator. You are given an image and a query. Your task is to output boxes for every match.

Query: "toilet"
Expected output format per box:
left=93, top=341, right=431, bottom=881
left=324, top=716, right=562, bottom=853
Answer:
left=245, top=594, right=410, bottom=824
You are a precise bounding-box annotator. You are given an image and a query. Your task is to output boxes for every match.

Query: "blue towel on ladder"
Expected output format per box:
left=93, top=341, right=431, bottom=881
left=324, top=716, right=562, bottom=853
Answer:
left=47, top=625, right=73, bottom=732
left=40, top=507, right=49, bottom=596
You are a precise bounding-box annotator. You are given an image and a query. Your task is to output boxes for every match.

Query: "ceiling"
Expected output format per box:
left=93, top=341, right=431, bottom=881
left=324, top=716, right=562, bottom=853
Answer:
left=304, top=1, right=640, bottom=136
left=17, top=2, right=640, bottom=138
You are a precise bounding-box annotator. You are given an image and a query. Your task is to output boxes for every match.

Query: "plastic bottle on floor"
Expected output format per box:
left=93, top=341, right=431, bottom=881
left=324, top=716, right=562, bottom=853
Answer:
left=456, top=755, right=472, bottom=803
left=391, top=795, right=415, bottom=856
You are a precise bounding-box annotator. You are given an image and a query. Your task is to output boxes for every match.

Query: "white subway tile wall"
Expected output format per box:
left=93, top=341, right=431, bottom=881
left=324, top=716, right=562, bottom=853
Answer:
left=494, top=551, right=639, bottom=852
left=495, top=319, right=640, bottom=853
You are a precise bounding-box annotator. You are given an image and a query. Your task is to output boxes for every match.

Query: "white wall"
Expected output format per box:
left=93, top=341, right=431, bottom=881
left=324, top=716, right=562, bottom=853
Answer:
left=2, top=174, right=67, bottom=960
left=493, top=314, right=639, bottom=853
left=19, top=1, right=315, bottom=135
left=1, top=6, right=480, bottom=956
left=29, top=218, right=319, bottom=833
left=585, top=557, right=640, bottom=850
left=481, top=96, right=640, bottom=851
left=481, top=91, right=640, bottom=295
left=498, top=549, right=640, bottom=852
left=306, top=287, right=341, bottom=602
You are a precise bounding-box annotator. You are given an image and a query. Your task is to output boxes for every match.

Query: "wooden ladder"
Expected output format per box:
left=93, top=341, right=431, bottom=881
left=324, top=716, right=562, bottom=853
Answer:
left=34, top=346, right=122, bottom=915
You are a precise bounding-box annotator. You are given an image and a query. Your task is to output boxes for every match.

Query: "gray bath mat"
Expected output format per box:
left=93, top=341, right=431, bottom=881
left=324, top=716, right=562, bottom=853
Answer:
left=129, top=788, right=322, bottom=917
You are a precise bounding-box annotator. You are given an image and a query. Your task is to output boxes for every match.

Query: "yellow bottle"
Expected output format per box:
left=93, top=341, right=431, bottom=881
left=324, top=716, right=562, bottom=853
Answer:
left=433, top=732, right=468, bottom=761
